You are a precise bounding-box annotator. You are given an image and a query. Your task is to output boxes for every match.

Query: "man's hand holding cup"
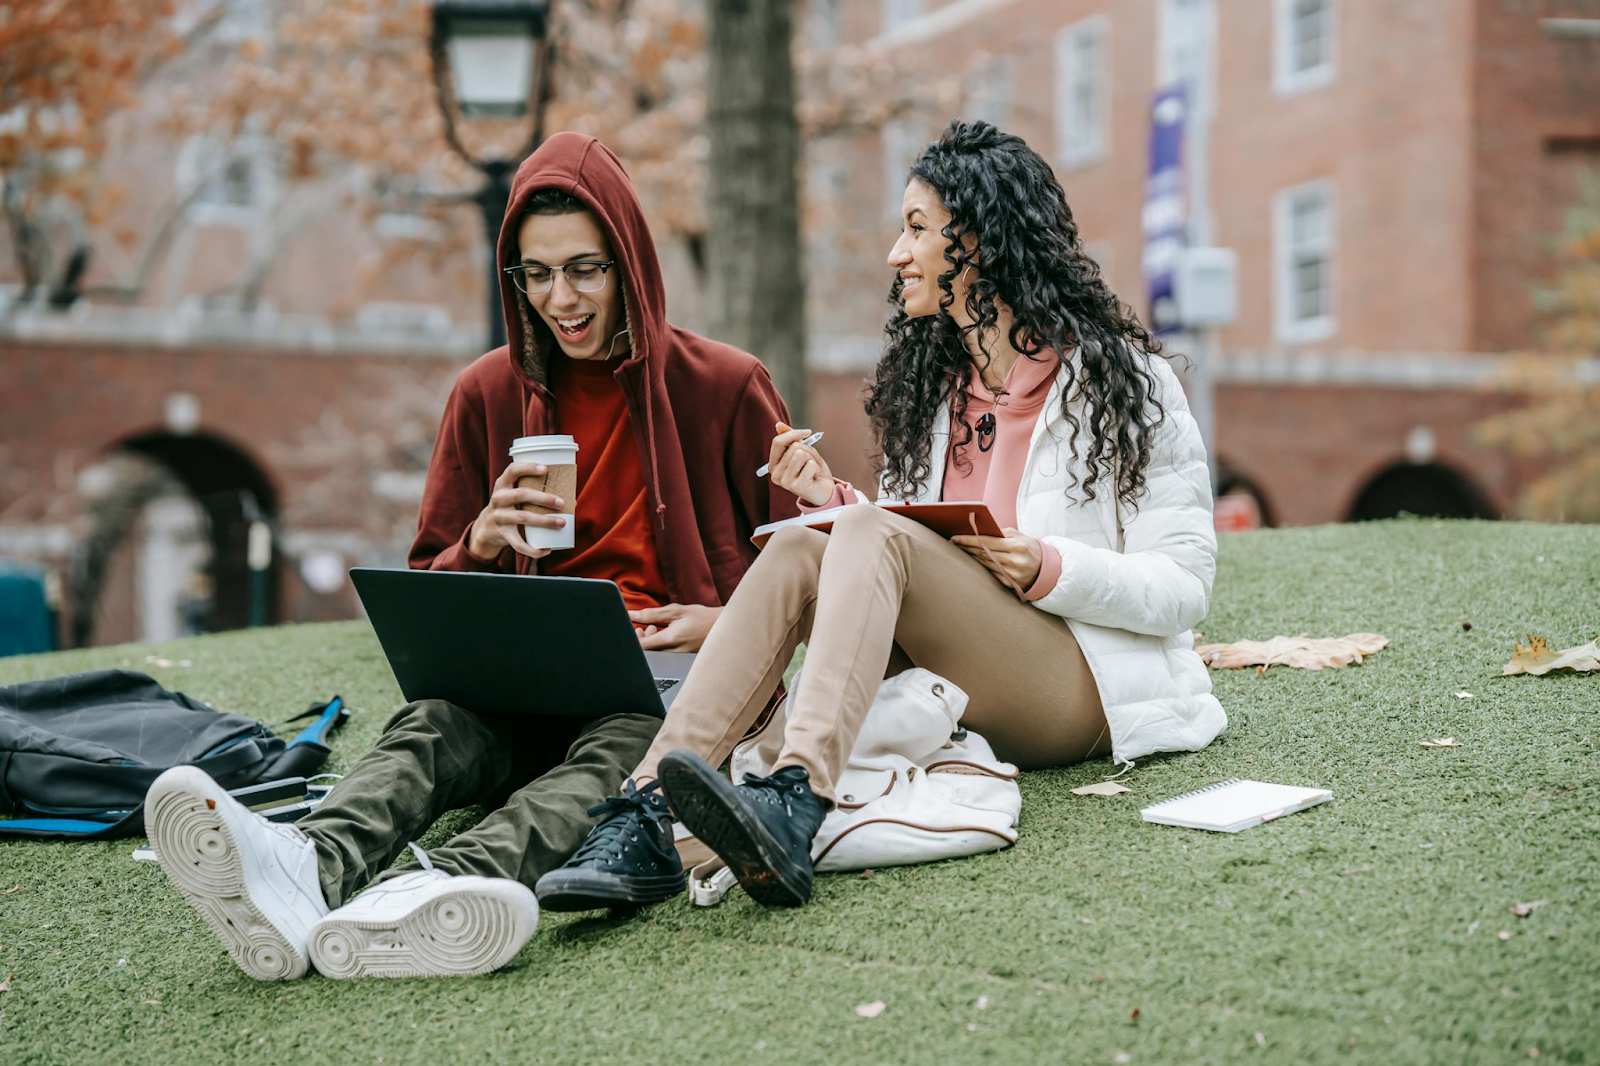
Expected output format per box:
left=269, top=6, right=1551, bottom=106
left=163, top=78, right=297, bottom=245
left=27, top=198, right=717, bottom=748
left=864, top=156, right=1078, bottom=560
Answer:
left=467, top=461, right=568, bottom=562
left=769, top=421, right=835, bottom=507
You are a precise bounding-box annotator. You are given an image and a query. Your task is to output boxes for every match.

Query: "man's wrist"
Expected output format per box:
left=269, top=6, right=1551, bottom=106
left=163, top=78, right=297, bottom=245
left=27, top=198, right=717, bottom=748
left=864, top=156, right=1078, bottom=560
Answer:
left=465, top=521, right=497, bottom=563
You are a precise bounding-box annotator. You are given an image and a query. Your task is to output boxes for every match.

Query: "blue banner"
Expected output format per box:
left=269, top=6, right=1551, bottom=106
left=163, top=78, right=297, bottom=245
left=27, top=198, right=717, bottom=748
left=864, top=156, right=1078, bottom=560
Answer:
left=1142, top=86, right=1188, bottom=335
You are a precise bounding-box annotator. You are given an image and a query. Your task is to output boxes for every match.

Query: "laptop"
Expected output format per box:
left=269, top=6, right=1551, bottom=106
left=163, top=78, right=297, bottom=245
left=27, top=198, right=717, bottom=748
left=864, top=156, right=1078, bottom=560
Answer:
left=349, top=568, right=694, bottom=718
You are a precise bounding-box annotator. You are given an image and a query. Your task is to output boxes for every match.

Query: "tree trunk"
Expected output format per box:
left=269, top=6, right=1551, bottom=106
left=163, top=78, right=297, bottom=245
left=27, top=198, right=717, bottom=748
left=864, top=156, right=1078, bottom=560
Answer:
left=705, top=0, right=808, bottom=425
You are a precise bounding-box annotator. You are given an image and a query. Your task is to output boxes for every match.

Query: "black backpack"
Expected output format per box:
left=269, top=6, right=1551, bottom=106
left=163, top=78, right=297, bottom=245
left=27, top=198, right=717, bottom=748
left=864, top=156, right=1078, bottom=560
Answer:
left=0, top=669, right=347, bottom=840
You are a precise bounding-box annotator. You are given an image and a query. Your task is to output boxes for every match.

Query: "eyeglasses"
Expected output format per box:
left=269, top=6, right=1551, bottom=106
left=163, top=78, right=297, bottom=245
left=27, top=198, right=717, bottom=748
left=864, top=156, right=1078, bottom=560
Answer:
left=503, top=260, right=617, bottom=296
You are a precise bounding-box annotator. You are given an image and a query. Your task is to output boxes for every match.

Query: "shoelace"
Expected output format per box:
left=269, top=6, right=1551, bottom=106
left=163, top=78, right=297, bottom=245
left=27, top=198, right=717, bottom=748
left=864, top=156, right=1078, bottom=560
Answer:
left=572, top=779, right=670, bottom=866
left=739, top=771, right=810, bottom=817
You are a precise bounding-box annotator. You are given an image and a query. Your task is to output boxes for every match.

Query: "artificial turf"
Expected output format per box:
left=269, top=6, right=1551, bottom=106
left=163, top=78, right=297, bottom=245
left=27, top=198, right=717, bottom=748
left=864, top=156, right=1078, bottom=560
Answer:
left=0, top=518, right=1595, bottom=1065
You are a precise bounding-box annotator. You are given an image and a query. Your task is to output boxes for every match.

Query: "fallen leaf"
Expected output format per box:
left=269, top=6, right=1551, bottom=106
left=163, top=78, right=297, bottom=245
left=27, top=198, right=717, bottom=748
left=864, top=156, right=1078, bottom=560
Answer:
left=1130, top=1007, right=1141, bottom=1021
left=975, top=995, right=989, bottom=1010
left=855, top=1001, right=886, bottom=1018
left=1467, top=920, right=1480, bottom=936
left=142, top=998, right=162, bottom=1005
left=1072, top=781, right=1131, bottom=796
left=0, top=974, right=11, bottom=993
left=1498, top=930, right=1512, bottom=941
left=1455, top=691, right=1474, bottom=699
left=966, top=1023, right=977, bottom=1032
left=860, top=869, right=874, bottom=879
left=0, top=884, right=19, bottom=895
left=1254, top=1032, right=1267, bottom=1047
left=1502, top=635, right=1599, bottom=676
left=1196, top=633, right=1388, bottom=672
left=1511, top=900, right=1549, bottom=917
left=1420, top=737, right=1460, bottom=748
left=1113, top=1053, right=1132, bottom=1065
left=143, top=656, right=191, bottom=668
left=1079, top=916, right=1094, bottom=924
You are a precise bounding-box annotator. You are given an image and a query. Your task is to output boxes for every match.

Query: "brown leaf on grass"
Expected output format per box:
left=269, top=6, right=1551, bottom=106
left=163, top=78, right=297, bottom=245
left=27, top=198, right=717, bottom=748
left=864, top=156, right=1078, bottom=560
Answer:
left=854, top=1000, right=886, bottom=1018
left=0, top=974, right=11, bottom=993
left=1071, top=781, right=1132, bottom=796
left=1, top=884, right=20, bottom=895
left=1195, top=633, right=1389, bottom=672
left=1511, top=900, right=1549, bottom=917
left=1420, top=738, right=1460, bottom=748
left=1501, top=635, right=1600, bottom=676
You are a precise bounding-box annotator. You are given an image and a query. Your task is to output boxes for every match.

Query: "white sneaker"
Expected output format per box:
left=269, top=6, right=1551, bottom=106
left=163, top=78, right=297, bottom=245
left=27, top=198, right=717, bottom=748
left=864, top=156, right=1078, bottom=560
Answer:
left=146, top=765, right=329, bottom=981
left=308, top=857, right=538, bottom=979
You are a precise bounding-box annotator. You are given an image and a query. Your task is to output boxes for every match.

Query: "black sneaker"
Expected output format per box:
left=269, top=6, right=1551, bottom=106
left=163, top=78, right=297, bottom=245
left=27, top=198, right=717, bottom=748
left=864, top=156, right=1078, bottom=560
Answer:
left=658, top=751, right=825, bottom=907
left=534, top=779, right=685, bottom=912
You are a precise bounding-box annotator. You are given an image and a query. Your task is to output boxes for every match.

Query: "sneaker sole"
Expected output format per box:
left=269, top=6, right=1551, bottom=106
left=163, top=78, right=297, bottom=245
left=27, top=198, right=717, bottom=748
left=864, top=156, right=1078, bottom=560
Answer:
left=308, top=880, right=537, bottom=979
left=534, top=869, right=685, bottom=913
left=658, top=753, right=810, bottom=907
left=147, top=766, right=310, bottom=981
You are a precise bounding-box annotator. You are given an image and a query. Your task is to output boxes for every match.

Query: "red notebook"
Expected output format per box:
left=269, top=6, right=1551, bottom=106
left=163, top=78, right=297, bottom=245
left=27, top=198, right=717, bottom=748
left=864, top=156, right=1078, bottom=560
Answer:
left=750, top=501, right=1004, bottom=549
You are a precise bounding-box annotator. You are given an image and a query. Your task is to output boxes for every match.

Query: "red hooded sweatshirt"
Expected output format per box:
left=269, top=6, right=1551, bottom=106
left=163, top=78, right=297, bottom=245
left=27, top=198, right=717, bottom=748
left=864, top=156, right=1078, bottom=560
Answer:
left=408, top=133, right=799, bottom=606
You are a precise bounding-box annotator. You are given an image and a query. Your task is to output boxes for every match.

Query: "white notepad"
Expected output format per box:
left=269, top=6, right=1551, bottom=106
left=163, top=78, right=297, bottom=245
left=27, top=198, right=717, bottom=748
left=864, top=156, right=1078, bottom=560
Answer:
left=1140, top=778, right=1331, bottom=833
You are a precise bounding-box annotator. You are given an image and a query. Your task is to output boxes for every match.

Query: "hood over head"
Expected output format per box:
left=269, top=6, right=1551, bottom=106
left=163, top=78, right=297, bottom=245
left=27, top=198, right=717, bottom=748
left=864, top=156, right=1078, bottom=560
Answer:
left=496, top=132, right=669, bottom=388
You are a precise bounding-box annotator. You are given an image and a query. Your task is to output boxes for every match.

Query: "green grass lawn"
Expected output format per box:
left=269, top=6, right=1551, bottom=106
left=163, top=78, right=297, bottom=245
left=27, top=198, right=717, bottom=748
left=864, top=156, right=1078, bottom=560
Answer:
left=1, top=519, right=1596, bottom=1065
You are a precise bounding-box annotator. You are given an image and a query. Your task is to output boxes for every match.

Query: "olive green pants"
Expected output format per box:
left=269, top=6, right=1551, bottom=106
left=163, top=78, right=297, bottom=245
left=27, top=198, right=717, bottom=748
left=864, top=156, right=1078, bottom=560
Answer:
left=297, top=699, right=660, bottom=908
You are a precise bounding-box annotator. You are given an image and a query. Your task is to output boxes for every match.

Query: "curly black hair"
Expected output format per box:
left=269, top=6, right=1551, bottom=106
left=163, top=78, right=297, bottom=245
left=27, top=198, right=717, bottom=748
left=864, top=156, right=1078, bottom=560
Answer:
left=863, top=119, right=1172, bottom=511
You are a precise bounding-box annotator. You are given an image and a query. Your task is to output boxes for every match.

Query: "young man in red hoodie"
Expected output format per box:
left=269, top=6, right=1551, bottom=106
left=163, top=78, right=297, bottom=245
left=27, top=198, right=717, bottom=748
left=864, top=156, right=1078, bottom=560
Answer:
left=144, top=133, right=798, bottom=980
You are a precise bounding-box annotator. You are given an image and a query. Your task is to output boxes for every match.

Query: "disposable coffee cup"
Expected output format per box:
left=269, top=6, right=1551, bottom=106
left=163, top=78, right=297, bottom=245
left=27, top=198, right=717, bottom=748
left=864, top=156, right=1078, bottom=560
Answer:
left=508, top=435, right=579, bottom=550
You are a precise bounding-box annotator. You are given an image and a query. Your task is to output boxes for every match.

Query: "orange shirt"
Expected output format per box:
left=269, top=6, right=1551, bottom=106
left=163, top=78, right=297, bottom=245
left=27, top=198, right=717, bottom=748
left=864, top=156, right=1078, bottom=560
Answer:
left=540, top=354, right=671, bottom=613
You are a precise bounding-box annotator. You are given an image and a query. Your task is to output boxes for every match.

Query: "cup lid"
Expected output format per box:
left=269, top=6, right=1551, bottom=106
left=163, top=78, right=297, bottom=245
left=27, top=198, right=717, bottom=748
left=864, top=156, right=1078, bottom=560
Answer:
left=508, top=434, right=579, bottom=455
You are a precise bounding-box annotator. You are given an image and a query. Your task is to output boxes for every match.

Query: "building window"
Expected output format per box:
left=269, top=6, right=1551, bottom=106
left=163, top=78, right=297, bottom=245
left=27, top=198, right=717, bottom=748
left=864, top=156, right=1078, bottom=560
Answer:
left=1054, top=16, right=1109, bottom=169
left=809, top=0, right=841, bottom=50
left=882, top=118, right=925, bottom=222
left=881, top=0, right=922, bottom=31
left=1274, top=0, right=1336, bottom=96
left=1273, top=179, right=1336, bottom=342
left=178, top=135, right=277, bottom=225
left=967, top=57, right=1012, bottom=130
left=1158, top=0, right=1216, bottom=115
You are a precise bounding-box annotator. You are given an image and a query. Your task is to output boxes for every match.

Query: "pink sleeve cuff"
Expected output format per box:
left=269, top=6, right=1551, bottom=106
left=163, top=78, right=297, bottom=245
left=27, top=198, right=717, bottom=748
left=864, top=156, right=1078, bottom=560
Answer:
left=1022, top=542, right=1062, bottom=602
left=799, top=479, right=859, bottom=513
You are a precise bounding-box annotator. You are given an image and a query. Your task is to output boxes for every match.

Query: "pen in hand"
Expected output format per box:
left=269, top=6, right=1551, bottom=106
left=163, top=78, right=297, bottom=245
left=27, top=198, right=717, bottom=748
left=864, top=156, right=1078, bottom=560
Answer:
left=756, top=431, right=824, bottom=477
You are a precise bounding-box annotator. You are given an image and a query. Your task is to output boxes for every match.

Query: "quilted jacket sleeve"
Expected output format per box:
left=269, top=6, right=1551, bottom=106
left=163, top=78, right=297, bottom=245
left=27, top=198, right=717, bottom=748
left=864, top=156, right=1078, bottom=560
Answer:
left=1030, top=360, right=1216, bottom=636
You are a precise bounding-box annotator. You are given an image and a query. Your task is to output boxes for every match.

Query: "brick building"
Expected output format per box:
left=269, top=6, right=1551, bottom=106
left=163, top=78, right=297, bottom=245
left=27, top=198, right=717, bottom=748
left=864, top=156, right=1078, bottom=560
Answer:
left=2, top=0, right=1596, bottom=648
left=803, top=0, right=1600, bottom=523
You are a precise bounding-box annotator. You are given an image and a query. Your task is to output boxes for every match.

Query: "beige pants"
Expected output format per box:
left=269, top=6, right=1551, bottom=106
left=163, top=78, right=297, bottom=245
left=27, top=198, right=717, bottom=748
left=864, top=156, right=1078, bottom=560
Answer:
left=632, top=504, right=1109, bottom=804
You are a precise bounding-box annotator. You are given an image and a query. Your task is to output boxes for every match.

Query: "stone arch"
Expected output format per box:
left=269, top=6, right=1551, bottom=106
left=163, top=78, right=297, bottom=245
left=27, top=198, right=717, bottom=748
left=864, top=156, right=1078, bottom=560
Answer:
left=1345, top=461, right=1497, bottom=522
left=69, top=430, right=283, bottom=645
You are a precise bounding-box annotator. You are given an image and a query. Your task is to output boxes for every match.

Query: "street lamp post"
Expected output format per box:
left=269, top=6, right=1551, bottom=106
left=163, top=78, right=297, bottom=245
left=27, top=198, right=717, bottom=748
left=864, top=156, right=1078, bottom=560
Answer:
left=428, top=0, right=552, bottom=352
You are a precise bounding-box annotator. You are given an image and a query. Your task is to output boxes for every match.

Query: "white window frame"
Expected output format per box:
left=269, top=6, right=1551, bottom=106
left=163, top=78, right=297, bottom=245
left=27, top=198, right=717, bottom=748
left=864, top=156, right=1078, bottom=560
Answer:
left=1273, top=0, right=1337, bottom=97
left=967, top=56, right=1013, bottom=130
left=881, top=117, right=925, bottom=222
left=1054, top=15, right=1110, bottom=170
left=1273, top=179, right=1337, bottom=343
left=881, top=0, right=923, bottom=32
left=177, top=134, right=277, bottom=227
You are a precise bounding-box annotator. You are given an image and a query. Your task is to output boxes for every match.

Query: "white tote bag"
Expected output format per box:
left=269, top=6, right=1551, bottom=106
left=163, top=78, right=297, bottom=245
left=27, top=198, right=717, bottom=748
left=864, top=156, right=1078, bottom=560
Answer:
left=687, top=667, right=1021, bottom=906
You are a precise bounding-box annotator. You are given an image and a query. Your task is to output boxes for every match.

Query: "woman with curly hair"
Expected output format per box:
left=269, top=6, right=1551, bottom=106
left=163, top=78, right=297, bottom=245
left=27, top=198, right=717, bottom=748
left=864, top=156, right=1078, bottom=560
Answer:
left=538, top=120, right=1225, bottom=911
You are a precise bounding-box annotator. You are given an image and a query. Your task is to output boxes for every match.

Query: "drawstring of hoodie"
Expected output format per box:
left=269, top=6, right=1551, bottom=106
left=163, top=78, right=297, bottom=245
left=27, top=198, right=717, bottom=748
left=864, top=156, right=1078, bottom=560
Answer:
left=643, top=370, right=667, bottom=526
left=607, top=324, right=667, bottom=528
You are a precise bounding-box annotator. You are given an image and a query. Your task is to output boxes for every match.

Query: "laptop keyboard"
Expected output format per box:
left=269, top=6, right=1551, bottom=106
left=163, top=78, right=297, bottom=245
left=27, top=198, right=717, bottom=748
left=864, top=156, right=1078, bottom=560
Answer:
left=653, top=678, right=680, bottom=692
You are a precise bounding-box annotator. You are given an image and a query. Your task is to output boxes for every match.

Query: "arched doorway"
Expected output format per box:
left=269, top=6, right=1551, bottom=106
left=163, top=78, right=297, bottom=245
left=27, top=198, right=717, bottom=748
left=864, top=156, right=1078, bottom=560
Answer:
left=70, top=432, right=282, bottom=645
left=1346, top=462, right=1497, bottom=522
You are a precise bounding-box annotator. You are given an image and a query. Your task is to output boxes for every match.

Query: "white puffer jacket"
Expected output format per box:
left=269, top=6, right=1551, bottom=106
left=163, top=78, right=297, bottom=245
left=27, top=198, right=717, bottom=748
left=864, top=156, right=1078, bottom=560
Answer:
left=868, top=351, right=1226, bottom=770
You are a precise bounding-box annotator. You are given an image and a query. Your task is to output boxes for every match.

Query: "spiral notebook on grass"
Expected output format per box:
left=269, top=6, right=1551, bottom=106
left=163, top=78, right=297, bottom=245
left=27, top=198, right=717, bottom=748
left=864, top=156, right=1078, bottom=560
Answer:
left=1140, top=778, right=1331, bottom=833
